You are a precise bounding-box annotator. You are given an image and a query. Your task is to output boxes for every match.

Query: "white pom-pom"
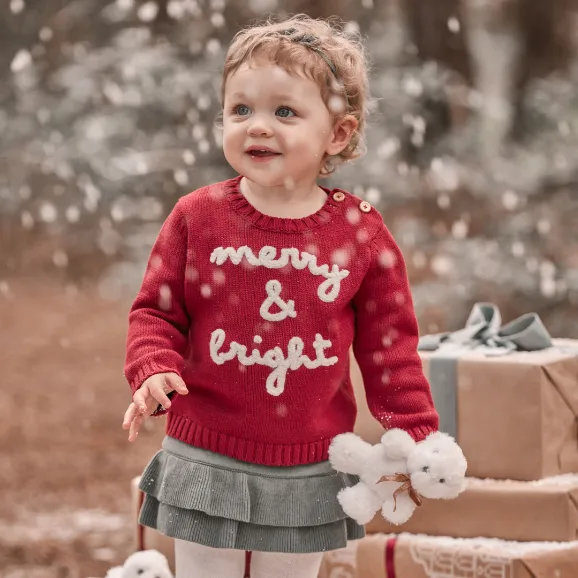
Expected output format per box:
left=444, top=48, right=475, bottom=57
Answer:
left=380, top=428, right=416, bottom=459
left=381, top=493, right=417, bottom=525
left=329, top=433, right=373, bottom=475
left=119, top=549, right=173, bottom=578
left=337, top=484, right=383, bottom=525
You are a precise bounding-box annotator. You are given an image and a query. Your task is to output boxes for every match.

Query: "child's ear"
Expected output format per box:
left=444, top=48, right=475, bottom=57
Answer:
left=326, top=115, right=359, bottom=156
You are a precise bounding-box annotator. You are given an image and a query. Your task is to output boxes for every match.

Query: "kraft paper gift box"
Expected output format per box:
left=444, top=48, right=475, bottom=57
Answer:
left=355, top=533, right=578, bottom=578
left=365, top=474, right=578, bottom=542
left=351, top=303, right=578, bottom=481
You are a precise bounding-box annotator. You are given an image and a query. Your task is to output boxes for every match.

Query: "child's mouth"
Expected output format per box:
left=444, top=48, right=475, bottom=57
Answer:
left=246, top=149, right=281, bottom=161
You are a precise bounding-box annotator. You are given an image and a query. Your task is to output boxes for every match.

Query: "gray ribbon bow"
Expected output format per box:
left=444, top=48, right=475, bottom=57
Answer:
left=418, top=302, right=553, bottom=354
left=417, top=303, right=553, bottom=438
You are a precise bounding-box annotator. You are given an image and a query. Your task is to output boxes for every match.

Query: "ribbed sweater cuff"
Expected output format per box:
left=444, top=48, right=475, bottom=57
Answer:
left=407, top=424, right=438, bottom=442
left=128, top=362, right=181, bottom=394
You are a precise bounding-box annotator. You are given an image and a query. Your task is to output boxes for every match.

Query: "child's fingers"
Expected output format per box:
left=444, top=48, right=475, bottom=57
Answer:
left=151, top=383, right=173, bottom=410
left=132, top=387, right=150, bottom=414
left=122, top=403, right=138, bottom=429
left=128, top=413, right=144, bottom=442
left=166, top=373, right=188, bottom=395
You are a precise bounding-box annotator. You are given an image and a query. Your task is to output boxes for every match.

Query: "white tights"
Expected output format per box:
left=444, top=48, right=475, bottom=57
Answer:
left=174, top=539, right=323, bottom=578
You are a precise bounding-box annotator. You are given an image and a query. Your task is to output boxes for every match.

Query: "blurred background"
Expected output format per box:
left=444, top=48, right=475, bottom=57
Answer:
left=1, top=0, right=577, bottom=576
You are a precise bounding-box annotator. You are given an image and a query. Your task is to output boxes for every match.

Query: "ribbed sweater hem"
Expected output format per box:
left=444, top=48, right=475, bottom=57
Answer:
left=166, top=414, right=438, bottom=466
left=166, top=413, right=332, bottom=466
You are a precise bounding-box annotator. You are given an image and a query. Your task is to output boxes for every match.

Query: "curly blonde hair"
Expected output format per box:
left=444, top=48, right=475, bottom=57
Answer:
left=221, top=14, right=370, bottom=176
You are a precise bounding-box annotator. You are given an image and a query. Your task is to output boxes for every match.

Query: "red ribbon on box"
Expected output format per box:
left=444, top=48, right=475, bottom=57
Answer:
left=385, top=537, right=398, bottom=578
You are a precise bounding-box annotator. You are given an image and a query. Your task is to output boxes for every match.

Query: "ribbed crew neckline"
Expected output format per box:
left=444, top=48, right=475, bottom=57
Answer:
left=224, top=175, right=342, bottom=233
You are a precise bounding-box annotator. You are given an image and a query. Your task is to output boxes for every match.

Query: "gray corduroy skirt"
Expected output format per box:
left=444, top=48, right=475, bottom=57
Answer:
left=138, top=436, right=365, bottom=553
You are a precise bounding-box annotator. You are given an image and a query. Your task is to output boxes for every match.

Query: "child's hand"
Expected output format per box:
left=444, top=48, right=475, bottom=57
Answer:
left=122, top=372, right=188, bottom=442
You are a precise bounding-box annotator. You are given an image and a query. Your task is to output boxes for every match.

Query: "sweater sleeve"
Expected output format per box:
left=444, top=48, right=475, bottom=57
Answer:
left=124, top=201, right=190, bottom=394
left=352, top=223, right=439, bottom=441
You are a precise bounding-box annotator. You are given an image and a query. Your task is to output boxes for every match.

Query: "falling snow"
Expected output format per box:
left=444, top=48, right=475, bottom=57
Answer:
left=328, top=94, right=347, bottom=115
left=159, top=284, right=172, bottom=310
left=39, top=202, right=57, bottom=223
left=378, top=249, right=397, bottom=269
left=345, top=207, right=361, bottom=225
left=10, top=49, right=32, bottom=73
left=174, top=169, right=189, bottom=186
left=10, top=0, right=25, bottom=14
left=332, top=249, right=350, bottom=267
left=451, top=220, right=469, bottom=240
left=431, top=255, right=453, bottom=276
left=182, top=149, right=196, bottom=165
left=137, top=1, right=159, bottom=22
left=52, top=250, right=69, bottom=268
left=502, top=190, right=519, bottom=211
left=210, top=12, right=225, bottom=28
left=213, top=269, right=226, bottom=285
left=447, top=17, right=460, bottom=33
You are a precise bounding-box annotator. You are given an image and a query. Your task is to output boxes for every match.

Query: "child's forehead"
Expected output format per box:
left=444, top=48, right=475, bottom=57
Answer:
left=225, top=60, right=322, bottom=98
left=231, top=58, right=307, bottom=81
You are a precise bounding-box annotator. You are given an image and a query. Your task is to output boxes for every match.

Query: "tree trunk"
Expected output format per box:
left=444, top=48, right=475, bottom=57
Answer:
left=462, top=0, right=523, bottom=158
left=368, top=0, right=414, bottom=65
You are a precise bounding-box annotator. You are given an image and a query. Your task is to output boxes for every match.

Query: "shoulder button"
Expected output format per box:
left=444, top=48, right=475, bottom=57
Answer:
left=359, top=201, right=371, bottom=213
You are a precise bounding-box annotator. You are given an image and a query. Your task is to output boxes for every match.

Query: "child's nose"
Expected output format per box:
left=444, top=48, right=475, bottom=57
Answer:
left=247, top=114, right=274, bottom=137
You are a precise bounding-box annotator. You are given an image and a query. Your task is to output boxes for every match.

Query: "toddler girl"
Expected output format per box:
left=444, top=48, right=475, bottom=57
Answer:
left=123, top=14, right=439, bottom=578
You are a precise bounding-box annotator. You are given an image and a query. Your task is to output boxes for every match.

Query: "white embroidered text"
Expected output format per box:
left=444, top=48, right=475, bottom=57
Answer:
left=210, top=245, right=349, bottom=302
left=210, top=329, right=338, bottom=396
left=260, top=279, right=296, bottom=321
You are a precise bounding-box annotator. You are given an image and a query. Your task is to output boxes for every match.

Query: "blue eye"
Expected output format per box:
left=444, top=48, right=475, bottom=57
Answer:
left=276, top=107, right=295, bottom=118
left=235, top=105, right=251, bottom=116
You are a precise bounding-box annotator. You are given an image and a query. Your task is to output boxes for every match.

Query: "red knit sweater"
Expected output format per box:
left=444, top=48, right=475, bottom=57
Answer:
left=125, top=176, right=439, bottom=466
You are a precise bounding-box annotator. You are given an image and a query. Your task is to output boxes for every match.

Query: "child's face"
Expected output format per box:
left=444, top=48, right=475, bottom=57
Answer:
left=222, top=60, right=341, bottom=188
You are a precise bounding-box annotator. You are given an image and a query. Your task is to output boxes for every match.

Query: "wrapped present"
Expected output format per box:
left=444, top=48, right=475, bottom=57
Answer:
left=352, top=304, right=578, bottom=481
left=366, top=474, right=578, bottom=542
left=356, top=533, right=578, bottom=578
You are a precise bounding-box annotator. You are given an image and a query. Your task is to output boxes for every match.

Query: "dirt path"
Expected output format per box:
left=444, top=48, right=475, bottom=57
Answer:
left=0, top=279, right=165, bottom=577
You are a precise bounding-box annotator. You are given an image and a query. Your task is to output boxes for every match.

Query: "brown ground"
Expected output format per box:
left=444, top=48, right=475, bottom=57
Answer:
left=0, top=278, right=166, bottom=578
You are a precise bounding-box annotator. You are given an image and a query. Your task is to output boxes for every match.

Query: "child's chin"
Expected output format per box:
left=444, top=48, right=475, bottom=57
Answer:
left=244, top=172, right=287, bottom=188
